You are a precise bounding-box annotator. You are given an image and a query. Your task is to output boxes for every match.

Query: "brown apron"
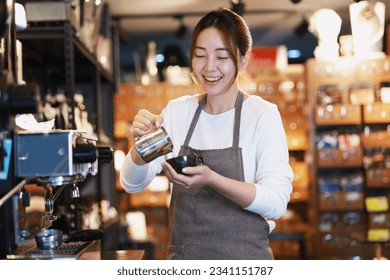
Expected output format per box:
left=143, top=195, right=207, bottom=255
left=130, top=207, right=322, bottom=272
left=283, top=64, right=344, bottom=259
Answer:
left=167, top=91, right=273, bottom=260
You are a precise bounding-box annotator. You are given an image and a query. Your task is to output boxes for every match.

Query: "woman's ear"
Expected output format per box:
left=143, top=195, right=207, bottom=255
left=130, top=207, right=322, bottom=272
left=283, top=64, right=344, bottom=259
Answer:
left=239, top=52, right=250, bottom=70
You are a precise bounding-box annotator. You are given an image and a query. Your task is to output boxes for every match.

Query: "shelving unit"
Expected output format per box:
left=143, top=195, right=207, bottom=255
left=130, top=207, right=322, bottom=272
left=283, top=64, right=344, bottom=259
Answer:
left=17, top=14, right=119, bottom=251
left=306, top=57, right=390, bottom=259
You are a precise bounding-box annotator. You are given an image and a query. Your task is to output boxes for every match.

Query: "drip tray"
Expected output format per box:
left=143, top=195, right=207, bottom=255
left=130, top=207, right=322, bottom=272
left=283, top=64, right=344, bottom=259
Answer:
left=7, top=239, right=101, bottom=260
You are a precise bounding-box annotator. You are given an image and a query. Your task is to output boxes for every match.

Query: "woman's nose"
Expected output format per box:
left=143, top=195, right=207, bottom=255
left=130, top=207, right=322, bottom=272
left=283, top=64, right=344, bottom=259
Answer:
left=204, top=57, right=217, bottom=70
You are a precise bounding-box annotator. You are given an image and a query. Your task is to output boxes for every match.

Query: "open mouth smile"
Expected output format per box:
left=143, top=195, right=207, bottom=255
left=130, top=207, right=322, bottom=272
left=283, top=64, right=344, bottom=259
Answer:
left=203, top=76, right=222, bottom=82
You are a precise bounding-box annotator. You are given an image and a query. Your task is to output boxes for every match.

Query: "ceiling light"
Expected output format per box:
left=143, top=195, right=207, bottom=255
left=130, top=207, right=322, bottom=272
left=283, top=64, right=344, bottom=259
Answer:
left=294, top=18, right=309, bottom=37
left=175, top=23, right=187, bottom=39
left=174, top=15, right=188, bottom=39
left=290, top=0, right=302, bottom=4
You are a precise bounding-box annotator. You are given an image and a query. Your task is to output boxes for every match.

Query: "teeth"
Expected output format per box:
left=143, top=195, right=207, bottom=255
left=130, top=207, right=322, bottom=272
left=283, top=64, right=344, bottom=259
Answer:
left=204, top=76, right=222, bottom=82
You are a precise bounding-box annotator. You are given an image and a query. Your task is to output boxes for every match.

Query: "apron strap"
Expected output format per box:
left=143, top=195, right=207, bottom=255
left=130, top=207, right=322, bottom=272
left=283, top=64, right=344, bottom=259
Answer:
left=183, top=94, right=206, bottom=146
left=233, top=91, right=243, bottom=148
left=183, top=91, right=243, bottom=148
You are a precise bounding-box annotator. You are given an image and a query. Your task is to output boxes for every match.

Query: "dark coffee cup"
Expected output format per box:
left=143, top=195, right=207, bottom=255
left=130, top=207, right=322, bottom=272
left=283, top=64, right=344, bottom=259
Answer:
left=166, top=154, right=204, bottom=174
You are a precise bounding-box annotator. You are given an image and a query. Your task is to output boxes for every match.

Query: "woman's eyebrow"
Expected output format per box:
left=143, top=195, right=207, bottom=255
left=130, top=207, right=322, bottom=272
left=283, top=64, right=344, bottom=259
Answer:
left=194, top=46, right=228, bottom=51
left=215, top=47, right=228, bottom=51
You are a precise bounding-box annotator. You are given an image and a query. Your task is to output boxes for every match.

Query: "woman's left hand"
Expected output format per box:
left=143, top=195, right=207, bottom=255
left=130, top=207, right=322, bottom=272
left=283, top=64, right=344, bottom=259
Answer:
left=163, top=161, right=256, bottom=208
left=162, top=162, right=214, bottom=188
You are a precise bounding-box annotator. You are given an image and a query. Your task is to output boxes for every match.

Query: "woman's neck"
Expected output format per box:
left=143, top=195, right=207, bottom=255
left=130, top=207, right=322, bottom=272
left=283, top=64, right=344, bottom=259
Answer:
left=203, top=85, right=240, bottom=115
left=204, top=93, right=238, bottom=115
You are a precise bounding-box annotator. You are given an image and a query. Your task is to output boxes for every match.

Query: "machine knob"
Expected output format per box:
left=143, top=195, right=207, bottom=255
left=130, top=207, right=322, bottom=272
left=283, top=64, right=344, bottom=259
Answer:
left=97, top=146, right=113, bottom=163
left=73, top=142, right=97, bottom=163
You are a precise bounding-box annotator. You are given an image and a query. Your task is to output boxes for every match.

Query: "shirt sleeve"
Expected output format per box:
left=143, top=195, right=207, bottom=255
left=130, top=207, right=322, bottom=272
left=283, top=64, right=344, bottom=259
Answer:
left=243, top=105, right=293, bottom=219
left=119, top=149, right=162, bottom=193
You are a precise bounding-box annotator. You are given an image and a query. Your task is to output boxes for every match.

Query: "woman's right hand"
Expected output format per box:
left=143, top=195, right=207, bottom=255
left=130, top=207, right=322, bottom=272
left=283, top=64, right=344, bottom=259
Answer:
left=132, top=109, right=163, bottom=138
left=130, top=109, right=163, bottom=165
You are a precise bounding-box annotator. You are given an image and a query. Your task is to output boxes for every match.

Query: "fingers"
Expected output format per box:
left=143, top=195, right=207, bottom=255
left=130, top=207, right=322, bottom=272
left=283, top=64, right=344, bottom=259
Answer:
left=133, top=109, right=155, bottom=133
left=162, top=162, right=206, bottom=188
left=155, top=115, right=164, bottom=128
left=181, top=166, right=202, bottom=176
left=132, top=109, right=163, bottom=138
left=162, top=162, right=190, bottom=186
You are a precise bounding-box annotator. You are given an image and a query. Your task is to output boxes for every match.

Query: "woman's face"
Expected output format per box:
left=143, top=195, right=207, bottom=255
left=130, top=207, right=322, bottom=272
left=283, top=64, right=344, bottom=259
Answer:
left=192, top=27, right=238, bottom=97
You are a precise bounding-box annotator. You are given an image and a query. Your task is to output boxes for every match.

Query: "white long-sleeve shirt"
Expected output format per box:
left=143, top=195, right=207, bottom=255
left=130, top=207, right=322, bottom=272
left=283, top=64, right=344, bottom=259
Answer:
left=120, top=94, right=293, bottom=219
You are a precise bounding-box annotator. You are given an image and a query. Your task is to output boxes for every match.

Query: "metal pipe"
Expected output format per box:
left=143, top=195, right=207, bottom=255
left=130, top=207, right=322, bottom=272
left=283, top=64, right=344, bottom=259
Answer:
left=0, top=177, right=33, bottom=207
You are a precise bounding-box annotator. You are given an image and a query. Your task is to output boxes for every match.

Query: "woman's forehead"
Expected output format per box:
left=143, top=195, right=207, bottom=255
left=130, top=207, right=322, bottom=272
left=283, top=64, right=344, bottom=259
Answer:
left=195, top=28, right=227, bottom=50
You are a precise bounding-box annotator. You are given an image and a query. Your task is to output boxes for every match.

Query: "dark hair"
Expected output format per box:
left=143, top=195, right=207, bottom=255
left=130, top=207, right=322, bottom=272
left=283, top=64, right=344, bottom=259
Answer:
left=189, top=7, right=252, bottom=78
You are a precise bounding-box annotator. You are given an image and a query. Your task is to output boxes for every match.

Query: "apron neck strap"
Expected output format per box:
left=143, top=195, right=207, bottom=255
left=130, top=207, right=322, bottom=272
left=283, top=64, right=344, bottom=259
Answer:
left=232, top=91, right=243, bottom=148
left=183, top=91, right=243, bottom=148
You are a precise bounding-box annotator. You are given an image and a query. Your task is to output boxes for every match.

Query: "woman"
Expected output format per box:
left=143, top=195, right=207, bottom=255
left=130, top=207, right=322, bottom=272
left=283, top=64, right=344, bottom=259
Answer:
left=120, top=7, right=293, bottom=260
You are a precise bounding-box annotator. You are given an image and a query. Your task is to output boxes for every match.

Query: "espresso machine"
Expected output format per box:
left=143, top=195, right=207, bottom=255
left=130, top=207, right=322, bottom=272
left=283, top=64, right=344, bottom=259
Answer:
left=0, top=0, right=113, bottom=260
left=1, top=130, right=113, bottom=260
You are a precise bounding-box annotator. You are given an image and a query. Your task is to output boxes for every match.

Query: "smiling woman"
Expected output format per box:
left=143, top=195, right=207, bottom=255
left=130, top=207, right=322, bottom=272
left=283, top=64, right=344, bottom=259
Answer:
left=120, top=7, right=293, bottom=260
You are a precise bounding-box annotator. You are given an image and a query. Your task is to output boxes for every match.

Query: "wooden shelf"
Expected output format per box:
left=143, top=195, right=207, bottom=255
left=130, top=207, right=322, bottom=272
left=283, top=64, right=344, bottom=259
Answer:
left=319, top=191, right=365, bottom=211
left=363, top=103, right=390, bottom=124
left=317, top=149, right=362, bottom=168
left=315, top=104, right=362, bottom=126
left=367, top=213, right=390, bottom=229
left=365, top=168, right=390, bottom=188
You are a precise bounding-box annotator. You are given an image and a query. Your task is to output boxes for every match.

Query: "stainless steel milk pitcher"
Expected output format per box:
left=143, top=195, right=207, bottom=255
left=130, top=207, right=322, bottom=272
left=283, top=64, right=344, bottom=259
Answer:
left=134, top=126, right=173, bottom=163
